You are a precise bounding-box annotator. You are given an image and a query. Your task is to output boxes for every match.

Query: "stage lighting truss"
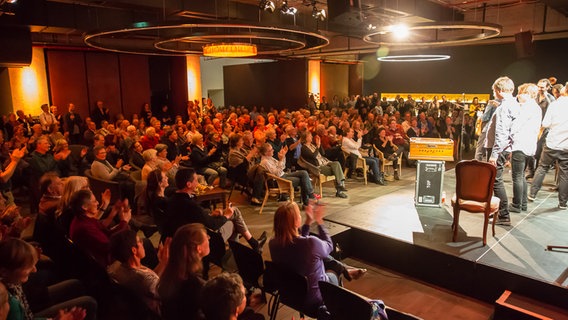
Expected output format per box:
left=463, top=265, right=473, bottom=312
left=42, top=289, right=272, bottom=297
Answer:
left=364, top=21, right=502, bottom=46
left=84, top=22, right=329, bottom=56
left=377, top=54, right=451, bottom=62
left=259, top=0, right=275, bottom=13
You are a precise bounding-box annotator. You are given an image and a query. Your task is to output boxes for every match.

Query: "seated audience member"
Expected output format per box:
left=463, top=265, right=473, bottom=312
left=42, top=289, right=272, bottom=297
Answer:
left=341, top=128, right=384, bottom=185
left=158, top=223, right=209, bottom=320
left=136, top=169, right=168, bottom=233
left=140, top=127, right=160, bottom=151
left=108, top=229, right=171, bottom=316
left=406, top=117, right=421, bottom=138
left=56, top=176, right=103, bottom=236
left=299, top=131, right=348, bottom=198
left=0, top=205, right=32, bottom=240
left=269, top=202, right=366, bottom=309
left=90, top=146, right=135, bottom=202
left=69, top=189, right=131, bottom=267
left=283, top=125, right=301, bottom=170
left=0, top=146, right=26, bottom=205
left=373, top=128, right=402, bottom=180
left=0, top=238, right=97, bottom=320
left=154, top=144, right=181, bottom=182
left=29, top=136, right=61, bottom=213
left=201, top=273, right=264, bottom=320
left=141, top=148, right=159, bottom=181
left=129, top=141, right=145, bottom=170
left=53, top=139, right=82, bottom=177
left=190, top=133, right=228, bottom=188
left=33, top=173, right=65, bottom=255
left=259, top=143, right=317, bottom=207
left=162, top=168, right=266, bottom=251
left=227, top=133, right=263, bottom=205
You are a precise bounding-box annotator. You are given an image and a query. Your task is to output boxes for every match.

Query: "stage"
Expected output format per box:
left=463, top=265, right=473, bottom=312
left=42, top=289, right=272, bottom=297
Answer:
left=323, top=167, right=568, bottom=313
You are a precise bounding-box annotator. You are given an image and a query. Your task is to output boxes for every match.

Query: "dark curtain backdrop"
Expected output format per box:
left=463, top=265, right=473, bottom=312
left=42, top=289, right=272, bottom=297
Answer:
left=223, top=60, right=307, bottom=109
left=363, top=38, right=568, bottom=96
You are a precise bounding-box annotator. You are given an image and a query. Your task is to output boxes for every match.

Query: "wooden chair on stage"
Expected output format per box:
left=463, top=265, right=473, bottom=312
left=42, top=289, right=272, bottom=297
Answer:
left=451, top=160, right=500, bottom=246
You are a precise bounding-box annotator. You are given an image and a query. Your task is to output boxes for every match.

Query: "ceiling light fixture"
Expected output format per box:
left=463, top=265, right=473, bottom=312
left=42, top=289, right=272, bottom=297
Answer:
left=280, top=1, right=297, bottom=15
left=378, top=54, right=451, bottom=62
left=364, top=21, right=502, bottom=46
left=388, top=23, right=409, bottom=39
left=312, top=6, right=326, bottom=21
left=203, top=43, right=257, bottom=57
left=259, top=0, right=275, bottom=13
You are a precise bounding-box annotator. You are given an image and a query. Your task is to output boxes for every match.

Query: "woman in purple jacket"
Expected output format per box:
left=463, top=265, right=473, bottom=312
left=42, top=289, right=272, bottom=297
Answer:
left=268, top=202, right=366, bottom=308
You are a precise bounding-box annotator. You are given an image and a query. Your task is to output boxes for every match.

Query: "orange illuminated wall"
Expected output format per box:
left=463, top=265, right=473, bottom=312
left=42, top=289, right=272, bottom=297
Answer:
left=8, top=47, right=49, bottom=115
left=308, top=60, right=321, bottom=101
left=186, top=55, right=202, bottom=106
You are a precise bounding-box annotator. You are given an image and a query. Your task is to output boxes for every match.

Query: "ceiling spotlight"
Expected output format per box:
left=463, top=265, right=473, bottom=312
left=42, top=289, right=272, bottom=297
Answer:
left=312, top=7, right=326, bottom=21
left=367, top=24, right=376, bottom=31
left=259, top=0, right=275, bottom=13
left=388, top=23, right=410, bottom=39
left=280, top=1, right=297, bottom=15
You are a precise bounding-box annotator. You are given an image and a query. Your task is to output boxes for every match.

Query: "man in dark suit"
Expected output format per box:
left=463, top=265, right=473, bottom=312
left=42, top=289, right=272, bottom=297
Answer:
left=91, top=100, right=110, bottom=129
left=63, top=103, right=83, bottom=144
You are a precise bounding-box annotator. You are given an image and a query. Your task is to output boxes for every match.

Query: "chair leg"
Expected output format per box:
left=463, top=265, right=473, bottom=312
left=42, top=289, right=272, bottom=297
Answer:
left=452, top=208, right=460, bottom=242
left=259, top=192, right=270, bottom=215
left=491, top=210, right=497, bottom=237
left=269, top=294, right=280, bottom=320
left=482, top=213, right=489, bottom=246
left=228, top=184, right=235, bottom=201
left=363, top=164, right=368, bottom=185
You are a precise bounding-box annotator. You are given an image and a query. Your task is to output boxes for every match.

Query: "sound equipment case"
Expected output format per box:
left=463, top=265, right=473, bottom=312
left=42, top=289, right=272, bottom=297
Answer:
left=415, top=160, right=445, bottom=207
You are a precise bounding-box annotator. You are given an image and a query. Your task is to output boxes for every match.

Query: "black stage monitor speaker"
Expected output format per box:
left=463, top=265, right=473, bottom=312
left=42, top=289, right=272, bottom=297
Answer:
left=515, top=31, right=534, bottom=58
left=415, top=160, right=444, bottom=207
left=0, top=26, right=32, bottom=68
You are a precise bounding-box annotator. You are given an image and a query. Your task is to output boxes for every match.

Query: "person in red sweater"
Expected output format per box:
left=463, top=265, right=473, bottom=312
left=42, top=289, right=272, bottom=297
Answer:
left=69, top=189, right=131, bottom=267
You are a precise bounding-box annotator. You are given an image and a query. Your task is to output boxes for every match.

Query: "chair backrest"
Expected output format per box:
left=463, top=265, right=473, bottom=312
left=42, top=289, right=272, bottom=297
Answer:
left=264, top=260, right=319, bottom=317
left=69, top=144, right=87, bottom=162
left=204, top=228, right=227, bottom=267
left=319, top=281, right=373, bottom=320
left=455, top=160, right=496, bottom=203
left=228, top=240, right=264, bottom=289
left=85, top=169, right=122, bottom=204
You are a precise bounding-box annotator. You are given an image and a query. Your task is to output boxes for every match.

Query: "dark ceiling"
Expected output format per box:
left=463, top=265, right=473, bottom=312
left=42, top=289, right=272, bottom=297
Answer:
left=1, top=0, right=567, bottom=60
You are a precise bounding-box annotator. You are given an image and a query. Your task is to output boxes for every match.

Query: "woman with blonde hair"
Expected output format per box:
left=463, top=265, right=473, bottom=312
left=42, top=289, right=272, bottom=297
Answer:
left=158, top=223, right=210, bottom=320
left=269, top=202, right=366, bottom=309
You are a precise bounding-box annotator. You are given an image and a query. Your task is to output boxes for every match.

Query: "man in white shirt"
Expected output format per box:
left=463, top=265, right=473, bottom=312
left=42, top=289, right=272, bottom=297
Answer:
left=529, top=84, right=568, bottom=209
left=509, top=83, right=542, bottom=213
left=39, top=103, right=57, bottom=133
left=259, top=143, right=316, bottom=207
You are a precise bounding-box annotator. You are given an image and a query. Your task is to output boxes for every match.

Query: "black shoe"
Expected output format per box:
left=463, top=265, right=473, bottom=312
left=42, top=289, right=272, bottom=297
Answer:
left=394, top=171, right=400, bottom=180
left=495, top=215, right=511, bottom=226
left=508, top=204, right=521, bottom=213
left=337, top=184, right=348, bottom=192
left=335, top=191, right=348, bottom=198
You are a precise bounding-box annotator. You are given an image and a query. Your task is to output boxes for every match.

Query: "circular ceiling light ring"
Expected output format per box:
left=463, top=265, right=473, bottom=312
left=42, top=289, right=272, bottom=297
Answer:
left=363, top=21, right=502, bottom=46
left=154, top=34, right=307, bottom=55
left=84, top=22, right=329, bottom=56
left=377, top=54, right=451, bottom=62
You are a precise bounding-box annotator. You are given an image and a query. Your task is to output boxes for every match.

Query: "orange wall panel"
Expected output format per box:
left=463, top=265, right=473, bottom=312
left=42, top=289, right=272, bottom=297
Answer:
left=85, top=52, right=121, bottom=120
left=46, top=50, right=89, bottom=119
left=119, top=54, right=150, bottom=119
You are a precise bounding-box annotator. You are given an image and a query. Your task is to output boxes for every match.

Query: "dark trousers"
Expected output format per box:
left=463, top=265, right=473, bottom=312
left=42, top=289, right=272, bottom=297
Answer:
left=511, top=151, right=528, bottom=209
left=494, top=152, right=510, bottom=217
left=530, top=146, right=568, bottom=206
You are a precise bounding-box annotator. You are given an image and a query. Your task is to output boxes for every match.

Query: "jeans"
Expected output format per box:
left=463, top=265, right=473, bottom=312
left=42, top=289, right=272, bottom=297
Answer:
left=511, top=151, right=528, bottom=209
left=364, top=157, right=381, bottom=182
left=530, top=145, right=568, bottom=206
left=319, top=161, right=345, bottom=184
left=282, top=169, right=314, bottom=204
left=198, top=166, right=228, bottom=187
left=494, top=152, right=510, bottom=217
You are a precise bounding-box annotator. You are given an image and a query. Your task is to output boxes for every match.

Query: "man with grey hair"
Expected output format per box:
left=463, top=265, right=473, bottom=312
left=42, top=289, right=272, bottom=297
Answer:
left=487, top=76, right=519, bottom=225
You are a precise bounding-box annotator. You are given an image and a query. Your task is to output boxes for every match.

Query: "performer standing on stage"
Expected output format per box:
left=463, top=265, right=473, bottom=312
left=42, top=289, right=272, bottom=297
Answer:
left=509, top=83, right=541, bottom=213
left=487, top=76, right=519, bottom=226
left=529, top=83, right=568, bottom=209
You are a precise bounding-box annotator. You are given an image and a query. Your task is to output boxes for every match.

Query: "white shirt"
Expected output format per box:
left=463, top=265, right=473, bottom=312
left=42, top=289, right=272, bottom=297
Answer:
left=341, top=136, right=362, bottom=157
left=543, top=96, right=568, bottom=151
left=511, top=100, right=542, bottom=155
left=260, top=155, right=286, bottom=177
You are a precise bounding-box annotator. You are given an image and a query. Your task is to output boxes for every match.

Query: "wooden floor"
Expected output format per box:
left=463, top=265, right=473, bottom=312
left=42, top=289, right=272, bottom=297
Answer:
left=224, top=166, right=494, bottom=320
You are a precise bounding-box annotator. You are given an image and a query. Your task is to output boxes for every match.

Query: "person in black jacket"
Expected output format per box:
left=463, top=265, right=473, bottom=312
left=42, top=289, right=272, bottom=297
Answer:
left=162, top=168, right=266, bottom=250
left=190, top=133, right=227, bottom=187
left=299, top=131, right=347, bottom=198
left=63, top=103, right=83, bottom=144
